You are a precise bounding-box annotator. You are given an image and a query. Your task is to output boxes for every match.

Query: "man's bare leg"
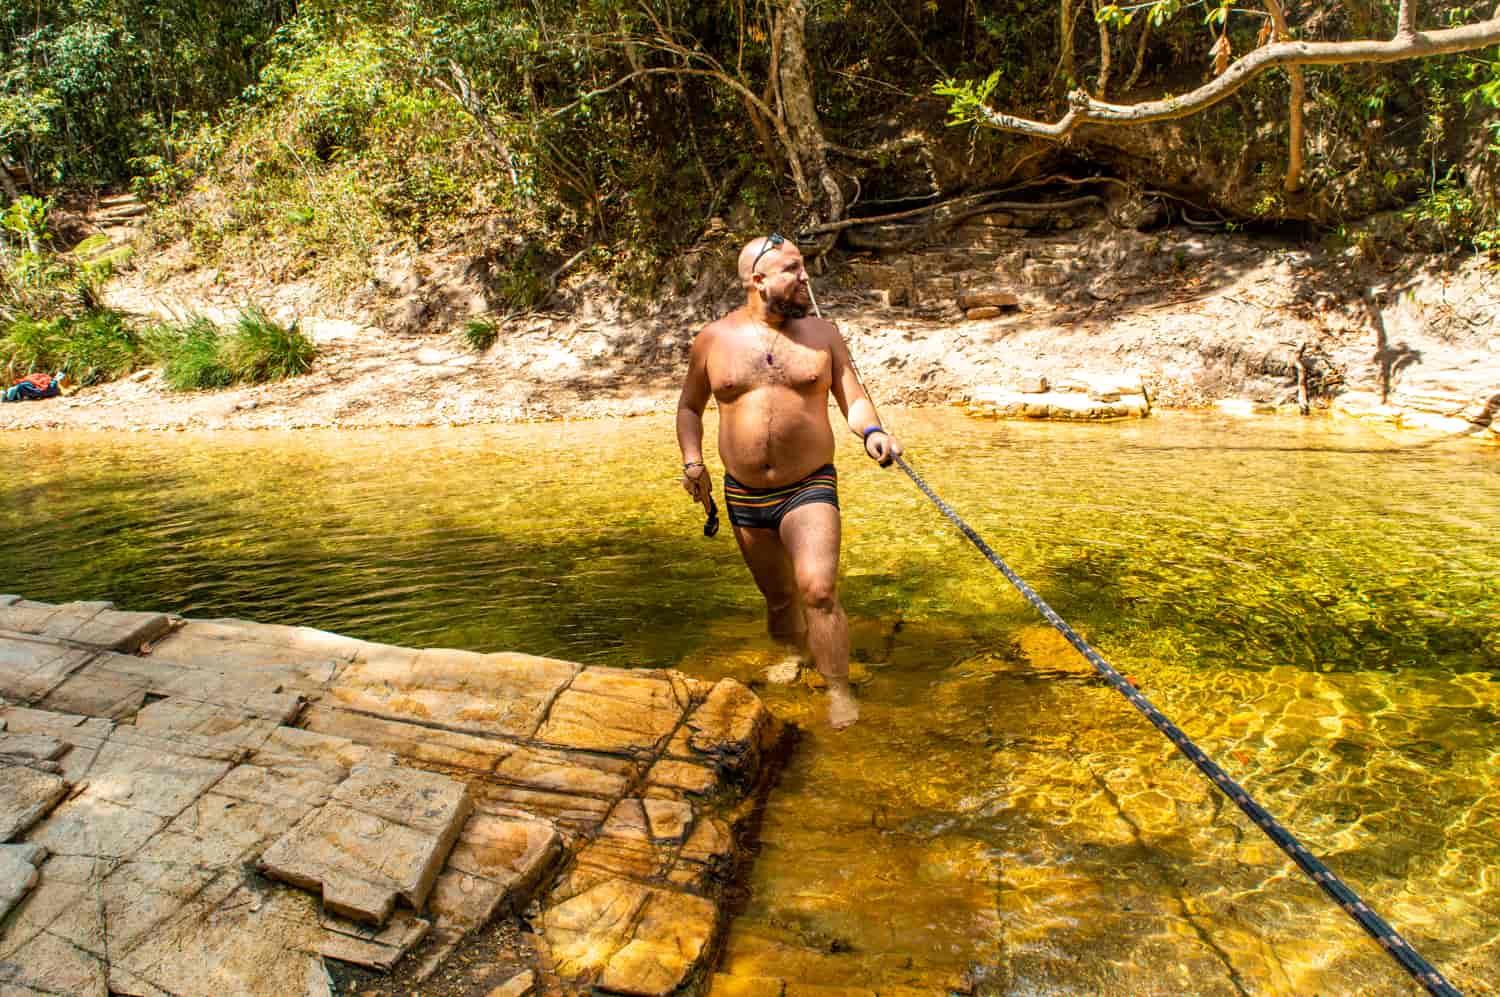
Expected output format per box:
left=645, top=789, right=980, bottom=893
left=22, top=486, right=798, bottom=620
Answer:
left=779, top=502, right=857, bottom=729
left=732, top=523, right=809, bottom=682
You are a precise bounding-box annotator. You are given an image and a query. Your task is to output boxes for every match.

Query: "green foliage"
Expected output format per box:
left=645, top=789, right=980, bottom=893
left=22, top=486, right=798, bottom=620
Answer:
left=2, top=197, right=137, bottom=329
left=1, top=0, right=291, bottom=184
left=146, top=310, right=314, bottom=390
left=935, top=72, right=1002, bottom=129
left=145, top=317, right=234, bottom=391
left=462, top=317, right=498, bottom=352
left=1, top=310, right=141, bottom=384
left=226, top=307, right=315, bottom=381
left=1, top=196, right=50, bottom=250
left=1399, top=168, right=1500, bottom=251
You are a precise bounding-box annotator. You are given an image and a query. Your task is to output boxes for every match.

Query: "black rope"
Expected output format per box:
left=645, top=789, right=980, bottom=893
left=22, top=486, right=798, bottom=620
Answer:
left=894, top=454, right=1461, bottom=997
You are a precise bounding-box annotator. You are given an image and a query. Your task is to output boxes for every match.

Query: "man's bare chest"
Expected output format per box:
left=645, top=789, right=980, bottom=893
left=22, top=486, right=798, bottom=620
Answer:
left=709, top=335, right=830, bottom=401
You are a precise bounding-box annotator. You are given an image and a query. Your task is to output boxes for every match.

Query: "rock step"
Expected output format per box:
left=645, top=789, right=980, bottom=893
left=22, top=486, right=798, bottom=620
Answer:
left=95, top=203, right=148, bottom=222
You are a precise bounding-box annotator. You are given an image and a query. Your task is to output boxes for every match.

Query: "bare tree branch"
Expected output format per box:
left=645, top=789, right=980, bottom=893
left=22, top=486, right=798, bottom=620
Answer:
left=970, top=14, right=1500, bottom=140
left=433, top=62, right=525, bottom=200
left=1124, top=14, right=1152, bottom=92
left=543, top=59, right=810, bottom=202
left=874, top=0, right=946, bottom=77
left=822, top=135, right=928, bottom=161
left=798, top=191, right=1102, bottom=235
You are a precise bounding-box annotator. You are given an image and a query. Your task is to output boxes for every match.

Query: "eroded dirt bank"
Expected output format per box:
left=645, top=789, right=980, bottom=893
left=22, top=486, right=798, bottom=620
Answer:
left=4, top=216, right=1497, bottom=444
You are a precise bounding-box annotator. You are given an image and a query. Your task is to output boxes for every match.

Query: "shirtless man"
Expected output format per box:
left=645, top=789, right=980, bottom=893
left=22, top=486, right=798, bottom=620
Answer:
left=676, top=235, right=902, bottom=729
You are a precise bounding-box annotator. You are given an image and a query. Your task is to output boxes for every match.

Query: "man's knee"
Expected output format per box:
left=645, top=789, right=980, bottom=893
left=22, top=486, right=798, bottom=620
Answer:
left=796, top=572, right=839, bottom=613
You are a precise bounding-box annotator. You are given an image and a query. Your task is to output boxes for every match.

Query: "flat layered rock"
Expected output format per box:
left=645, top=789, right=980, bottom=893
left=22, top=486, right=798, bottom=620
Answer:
left=536, top=668, right=688, bottom=754
left=541, top=878, right=652, bottom=979
left=314, top=910, right=431, bottom=971
left=0, top=760, right=69, bottom=841
left=677, top=678, right=774, bottom=775
left=133, top=697, right=285, bottom=750
left=301, top=705, right=513, bottom=771
left=148, top=618, right=360, bottom=690
left=0, top=633, right=95, bottom=703
left=327, top=645, right=578, bottom=739
left=44, top=648, right=305, bottom=722
left=0, top=597, right=785, bottom=993
left=0, top=705, right=111, bottom=781
left=114, top=878, right=360, bottom=996
left=0, top=599, right=171, bottom=653
left=0, top=842, right=45, bottom=919
left=469, top=780, right=614, bottom=838
left=259, top=765, right=472, bottom=924
left=598, top=889, right=717, bottom=997
left=30, top=726, right=237, bottom=858
left=646, top=758, right=717, bottom=798
left=415, top=813, right=564, bottom=978
left=0, top=732, right=68, bottom=761
left=541, top=878, right=717, bottom=997
left=966, top=381, right=1151, bottom=421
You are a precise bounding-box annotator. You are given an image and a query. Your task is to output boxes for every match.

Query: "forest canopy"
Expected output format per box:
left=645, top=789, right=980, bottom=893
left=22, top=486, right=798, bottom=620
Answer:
left=4, top=0, right=1499, bottom=273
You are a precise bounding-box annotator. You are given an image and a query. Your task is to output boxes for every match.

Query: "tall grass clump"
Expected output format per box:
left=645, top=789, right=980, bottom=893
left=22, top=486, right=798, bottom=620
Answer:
left=226, top=308, right=315, bottom=381
left=1, top=311, right=142, bottom=385
left=145, top=309, right=315, bottom=391
left=145, top=316, right=234, bottom=391
left=462, top=317, right=497, bottom=352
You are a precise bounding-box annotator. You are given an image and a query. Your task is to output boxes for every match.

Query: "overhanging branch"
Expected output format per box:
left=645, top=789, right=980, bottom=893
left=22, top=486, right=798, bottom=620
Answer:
left=969, top=15, right=1500, bottom=140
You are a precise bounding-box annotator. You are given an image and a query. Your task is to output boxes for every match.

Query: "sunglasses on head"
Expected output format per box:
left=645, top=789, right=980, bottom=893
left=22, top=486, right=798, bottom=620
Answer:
left=750, top=233, right=785, bottom=274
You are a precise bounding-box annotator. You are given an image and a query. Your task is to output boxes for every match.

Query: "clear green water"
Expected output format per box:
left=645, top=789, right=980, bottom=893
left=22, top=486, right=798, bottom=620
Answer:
left=3, top=411, right=1497, bottom=995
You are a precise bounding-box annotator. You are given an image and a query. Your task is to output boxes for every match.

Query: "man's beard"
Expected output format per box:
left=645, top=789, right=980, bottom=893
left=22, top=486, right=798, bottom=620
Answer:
left=768, top=293, right=808, bottom=319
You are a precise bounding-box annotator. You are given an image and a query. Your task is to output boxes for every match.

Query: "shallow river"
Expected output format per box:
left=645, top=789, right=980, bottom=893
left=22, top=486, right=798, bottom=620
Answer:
left=3, top=411, right=1497, bottom=995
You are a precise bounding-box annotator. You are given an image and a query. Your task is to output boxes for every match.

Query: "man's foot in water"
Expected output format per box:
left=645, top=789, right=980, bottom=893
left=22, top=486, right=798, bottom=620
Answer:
left=827, top=679, right=859, bottom=730
left=764, top=651, right=804, bottom=686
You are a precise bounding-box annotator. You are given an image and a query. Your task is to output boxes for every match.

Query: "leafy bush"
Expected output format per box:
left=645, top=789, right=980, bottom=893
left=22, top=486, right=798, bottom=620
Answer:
left=1, top=310, right=141, bottom=385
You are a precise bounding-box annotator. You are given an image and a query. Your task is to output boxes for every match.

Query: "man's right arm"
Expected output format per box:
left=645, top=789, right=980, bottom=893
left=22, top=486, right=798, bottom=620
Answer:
left=676, top=329, right=713, bottom=509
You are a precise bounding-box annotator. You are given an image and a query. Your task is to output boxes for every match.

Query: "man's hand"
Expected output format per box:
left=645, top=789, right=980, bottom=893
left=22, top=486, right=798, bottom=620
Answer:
left=863, top=430, right=903, bottom=468
left=682, top=463, right=714, bottom=513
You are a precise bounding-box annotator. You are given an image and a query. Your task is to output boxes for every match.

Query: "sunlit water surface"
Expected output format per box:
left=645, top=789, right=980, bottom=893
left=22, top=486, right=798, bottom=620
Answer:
left=3, top=411, right=1497, bottom=995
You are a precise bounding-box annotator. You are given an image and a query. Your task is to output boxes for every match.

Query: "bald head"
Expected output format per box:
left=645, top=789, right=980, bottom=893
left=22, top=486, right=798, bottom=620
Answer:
left=737, top=235, right=799, bottom=285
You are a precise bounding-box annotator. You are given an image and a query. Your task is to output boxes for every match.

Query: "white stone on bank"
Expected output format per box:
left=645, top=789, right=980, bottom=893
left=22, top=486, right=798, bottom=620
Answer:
left=966, top=376, right=1151, bottom=421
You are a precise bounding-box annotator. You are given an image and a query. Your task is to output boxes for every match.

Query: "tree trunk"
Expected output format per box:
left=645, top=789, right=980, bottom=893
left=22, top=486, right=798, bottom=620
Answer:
left=1263, top=0, right=1305, bottom=192
left=1092, top=0, right=1112, bottom=98
left=1058, top=0, right=1077, bottom=84
left=0, top=161, right=20, bottom=205
left=776, top=0, right=843, bottom=227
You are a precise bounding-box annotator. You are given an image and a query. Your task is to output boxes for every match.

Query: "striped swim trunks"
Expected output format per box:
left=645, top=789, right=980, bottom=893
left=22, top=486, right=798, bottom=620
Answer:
left=722, top=464, right=839, bottom=530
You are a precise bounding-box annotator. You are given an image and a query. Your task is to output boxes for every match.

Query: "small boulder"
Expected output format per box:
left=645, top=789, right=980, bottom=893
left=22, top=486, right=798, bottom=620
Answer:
left=1020, top=375, right=1050, bottom=394
left=958, top=289, right=1019, bottom=310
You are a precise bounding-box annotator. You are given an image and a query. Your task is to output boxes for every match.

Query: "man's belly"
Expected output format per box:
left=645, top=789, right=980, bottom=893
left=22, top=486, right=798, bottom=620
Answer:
left=716, top=388, right=836, bottom=487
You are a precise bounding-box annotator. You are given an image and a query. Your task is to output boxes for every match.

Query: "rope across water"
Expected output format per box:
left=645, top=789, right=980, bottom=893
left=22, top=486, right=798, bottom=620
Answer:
left=893, top=454, right=1461, bottom=997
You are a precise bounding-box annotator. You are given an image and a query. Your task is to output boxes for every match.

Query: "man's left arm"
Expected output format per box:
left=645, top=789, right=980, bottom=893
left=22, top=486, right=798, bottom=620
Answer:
left=827, top=323, right=903, bottom=467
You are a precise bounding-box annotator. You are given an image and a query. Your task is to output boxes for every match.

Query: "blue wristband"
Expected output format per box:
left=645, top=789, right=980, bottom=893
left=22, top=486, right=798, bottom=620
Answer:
left=861, top=426, right=885, bottom=440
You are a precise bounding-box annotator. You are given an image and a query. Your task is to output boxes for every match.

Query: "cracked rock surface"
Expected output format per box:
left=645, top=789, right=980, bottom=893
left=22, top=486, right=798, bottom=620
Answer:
left=0, top=596, right=786, bottom=996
